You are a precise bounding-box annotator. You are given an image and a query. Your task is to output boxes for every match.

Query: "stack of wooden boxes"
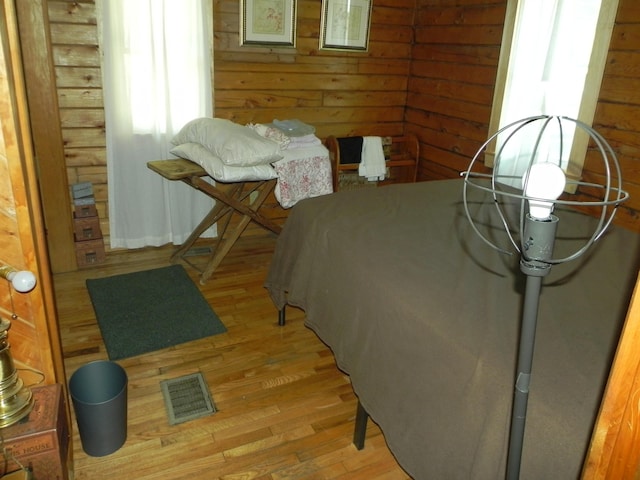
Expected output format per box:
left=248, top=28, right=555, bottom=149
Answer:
left=72, top=182, right=105, bottom=267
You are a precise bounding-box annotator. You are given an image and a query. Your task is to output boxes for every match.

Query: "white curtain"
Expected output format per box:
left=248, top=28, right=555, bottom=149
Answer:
left=102, top=0, right=215, bottom=249
left=496, top=0, right=600, bottom=186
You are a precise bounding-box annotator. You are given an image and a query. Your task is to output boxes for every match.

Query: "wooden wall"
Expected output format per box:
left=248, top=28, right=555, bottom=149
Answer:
left=593, top=1, right=640, bottom=231
left=48, top=1, right=106, bottom=241
left=48, top=0, right=416, bottom=248
left=47, top=0, right=639, bottom=252
left=406, top=0, right=504, bottom=180
left=214, top=0, right=414, bottom=137
left=407, top=0, right=640, bottom=232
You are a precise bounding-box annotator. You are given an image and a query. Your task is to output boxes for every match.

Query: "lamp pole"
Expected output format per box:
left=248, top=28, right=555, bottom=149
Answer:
left=506, top=214, right=558, bottom=479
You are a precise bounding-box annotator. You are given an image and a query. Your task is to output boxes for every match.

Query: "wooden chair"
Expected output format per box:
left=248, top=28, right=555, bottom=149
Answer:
left=325, top=134, right=419, bottom=191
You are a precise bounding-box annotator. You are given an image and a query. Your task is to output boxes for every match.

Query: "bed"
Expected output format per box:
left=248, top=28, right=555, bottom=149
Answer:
left=264, top=178, right=640, bottom=479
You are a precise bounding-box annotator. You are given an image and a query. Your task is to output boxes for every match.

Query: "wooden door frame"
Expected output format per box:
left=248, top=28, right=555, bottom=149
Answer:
left=0, top=0, right=67, bottom=386
left=14, top=0, right=76, bottom=273
left=582, top=271, right=640, bottom=478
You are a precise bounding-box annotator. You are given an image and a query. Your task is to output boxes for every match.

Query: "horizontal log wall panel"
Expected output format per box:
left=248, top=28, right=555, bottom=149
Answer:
left=215, top=90, right=323, bottom=109
left=415, top=25, right=503, bottom=45
left=49, top=23, right=97, bottom=45
left=57, top=87, right=103, bottom=108
left=407, top=92, right=491, bottom=127
left=51, top=45, right=99, bottom=66
left=47, top=0, right=96, bottom=24
left=411, top=60, right=498, bottom=85
left=215, top=72, right=407, bottom=92
left=604, top=51, right=640, bottom=78
left=609, top=23, right=640, bottom=50
left=54, top=67, right=101, bottom=88
left=410, top=77, right=493, bottom=104
left=412, top=44, right=500, bottom=65
left=592, top=0, right=640, bottom=230
left=64, top=147, right=105, bottom=168
left=417, top=5, right=507, bottom=25
left=599, top=75, right=640, bottom=104
left=61, top=127, right=105, bottom=149
left=407, top=1, right=505, bottom=181
left=59, top=108, right=104, bottom=128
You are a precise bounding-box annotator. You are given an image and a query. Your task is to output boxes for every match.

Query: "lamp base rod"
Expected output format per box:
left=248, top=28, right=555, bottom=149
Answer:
left=506, top=214, right=558, bottom=478
left=506, top=273, right=543, bottom=480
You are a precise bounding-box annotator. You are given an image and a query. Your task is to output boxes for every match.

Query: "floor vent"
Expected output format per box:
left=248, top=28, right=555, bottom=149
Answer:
left=160, top=372, right=216, bottom=425
left=184, top=246, right=213, bottom=257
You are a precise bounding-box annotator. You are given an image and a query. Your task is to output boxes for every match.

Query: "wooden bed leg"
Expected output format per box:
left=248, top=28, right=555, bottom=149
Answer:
left=278, top=307, right=286, bottom=326
left=353, top=400, right=369, bottom=450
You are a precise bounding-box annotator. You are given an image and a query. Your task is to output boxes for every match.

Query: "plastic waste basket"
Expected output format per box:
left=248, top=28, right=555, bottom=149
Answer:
left=69, top=360, right=128, bottom=457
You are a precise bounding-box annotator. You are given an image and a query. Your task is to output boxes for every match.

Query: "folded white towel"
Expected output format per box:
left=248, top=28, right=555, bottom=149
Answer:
left=359, top=136, right=386, bottom=181
left=287, top=134, right=322, bottom=149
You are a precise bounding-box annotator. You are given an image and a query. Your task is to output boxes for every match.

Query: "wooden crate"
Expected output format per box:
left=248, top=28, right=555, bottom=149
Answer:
left=73, top=204, right=97, bottom=218
left=2, top=384, right=69, bottom=480
left=73, top=216, right=102, bottom=241
left=75, top=238, right=106, bottom=267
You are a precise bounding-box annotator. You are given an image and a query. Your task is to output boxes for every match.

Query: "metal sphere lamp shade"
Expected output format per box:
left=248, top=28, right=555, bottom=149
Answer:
left=460, top=115, right=629, bottom=479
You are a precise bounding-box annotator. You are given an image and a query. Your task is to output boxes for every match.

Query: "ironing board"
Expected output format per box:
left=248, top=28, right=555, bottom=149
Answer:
left=147, top=159, right=282, bottom=284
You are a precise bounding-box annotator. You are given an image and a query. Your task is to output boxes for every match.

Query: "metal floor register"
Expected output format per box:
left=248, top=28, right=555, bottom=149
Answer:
left=160, top=372, right=216, bottom=425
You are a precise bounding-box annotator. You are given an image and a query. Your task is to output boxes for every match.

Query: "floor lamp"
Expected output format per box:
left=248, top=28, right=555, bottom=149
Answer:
left=461, top=115, right=629, bottom=479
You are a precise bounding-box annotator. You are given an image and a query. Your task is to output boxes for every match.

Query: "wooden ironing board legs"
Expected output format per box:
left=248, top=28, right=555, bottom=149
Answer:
left=147, top=159, right=282, bottom=284
left=177, top=177, right=281, bottom=284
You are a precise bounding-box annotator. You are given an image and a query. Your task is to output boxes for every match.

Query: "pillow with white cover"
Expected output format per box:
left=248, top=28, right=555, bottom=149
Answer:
left=171, top=118, right=283, bottom=167
left=170, top=143, right=278, bottom=183
left=246, top=123, right=291, bottom=150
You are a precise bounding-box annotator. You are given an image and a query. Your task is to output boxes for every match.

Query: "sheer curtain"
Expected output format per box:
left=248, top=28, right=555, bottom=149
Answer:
left=495, top=0, right=600, bottom=187
left=101, top=0, right=215, bottom=249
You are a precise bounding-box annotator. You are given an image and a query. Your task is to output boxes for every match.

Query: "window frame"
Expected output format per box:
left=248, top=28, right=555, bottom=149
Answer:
left=486, top=0, right=619, bottom=190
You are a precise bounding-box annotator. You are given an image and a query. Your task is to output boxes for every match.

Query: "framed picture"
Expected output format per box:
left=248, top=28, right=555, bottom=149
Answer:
left=320, top=0, right=372, bottom=51
left=240, top=0, right=296, bottom=47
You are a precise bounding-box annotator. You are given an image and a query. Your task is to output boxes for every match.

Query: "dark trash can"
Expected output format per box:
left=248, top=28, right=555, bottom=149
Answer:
left=69, top=360, right=128, bottom=457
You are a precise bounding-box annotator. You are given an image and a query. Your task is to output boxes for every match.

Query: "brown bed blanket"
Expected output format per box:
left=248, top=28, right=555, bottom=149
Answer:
left=264, top=178, right=640, bottom=479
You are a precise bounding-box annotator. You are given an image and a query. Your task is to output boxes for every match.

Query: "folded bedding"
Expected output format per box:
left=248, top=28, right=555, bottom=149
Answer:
left=170, top=118, right=333, bottom=207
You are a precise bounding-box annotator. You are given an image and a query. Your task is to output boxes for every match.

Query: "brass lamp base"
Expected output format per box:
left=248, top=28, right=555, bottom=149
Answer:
left=0, top=384, right=33, bottom=428
left=0, top=318, right=34, bottom=428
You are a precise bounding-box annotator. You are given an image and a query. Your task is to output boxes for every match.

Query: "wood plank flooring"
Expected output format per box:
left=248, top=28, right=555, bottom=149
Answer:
left=54, top=232, right=410, bottom=479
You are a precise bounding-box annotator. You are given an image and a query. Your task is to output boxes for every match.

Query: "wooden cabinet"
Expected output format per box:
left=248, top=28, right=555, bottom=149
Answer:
left=326, top=134, right=419, bottom=191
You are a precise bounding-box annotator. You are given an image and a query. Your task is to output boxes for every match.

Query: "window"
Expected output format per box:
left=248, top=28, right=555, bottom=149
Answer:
left=487, top=0, right=618, bottom=188
left=123, top=1, right=212, bottom=134
left=101, top=0, right=215, bottom=248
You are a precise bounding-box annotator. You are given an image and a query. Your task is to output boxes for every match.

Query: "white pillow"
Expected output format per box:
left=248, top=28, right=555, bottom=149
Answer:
left=170, top=143, right=278, bottom=183
left=247, top=123, right=291, bottom=149
left=171, top=118, right=283, bottom=167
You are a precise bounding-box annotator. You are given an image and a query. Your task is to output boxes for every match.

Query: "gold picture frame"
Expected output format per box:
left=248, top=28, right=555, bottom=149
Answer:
left=240, top=0, right=297, bottom=47
left=320, top=0, right=372, bottom=51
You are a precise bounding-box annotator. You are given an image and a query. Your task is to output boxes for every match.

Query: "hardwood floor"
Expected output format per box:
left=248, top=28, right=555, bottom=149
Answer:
left=55, top=232, right=410, bottom=479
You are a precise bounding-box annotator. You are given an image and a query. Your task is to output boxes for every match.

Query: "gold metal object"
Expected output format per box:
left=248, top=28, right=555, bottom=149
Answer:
left=0, top=266, right=14, bottom=281
left=0, top=318, right=33, bottom=427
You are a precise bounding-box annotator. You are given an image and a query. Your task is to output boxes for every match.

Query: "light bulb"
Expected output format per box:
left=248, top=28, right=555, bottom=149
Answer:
left=7, top=270, right=37, bottom=293
left=522, top=163, right=566, bottom=220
